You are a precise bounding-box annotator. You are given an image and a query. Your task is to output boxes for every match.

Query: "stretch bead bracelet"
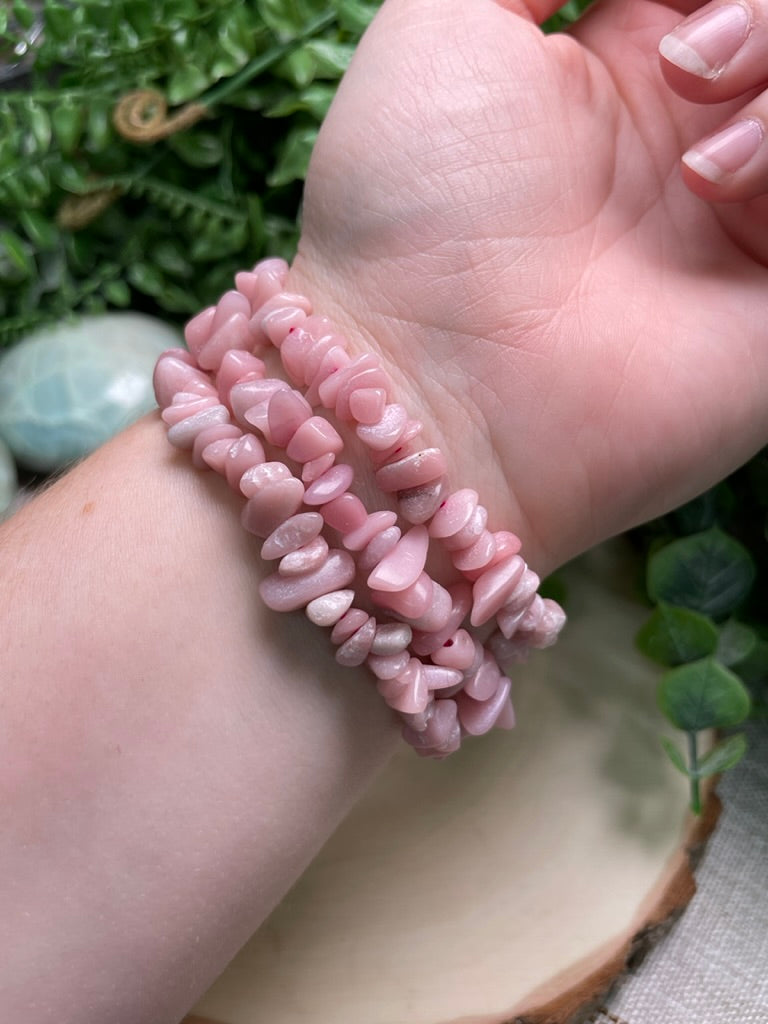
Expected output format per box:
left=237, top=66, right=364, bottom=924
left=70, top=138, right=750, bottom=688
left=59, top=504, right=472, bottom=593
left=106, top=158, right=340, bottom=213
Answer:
left=153, top=258, right=566, bottom=758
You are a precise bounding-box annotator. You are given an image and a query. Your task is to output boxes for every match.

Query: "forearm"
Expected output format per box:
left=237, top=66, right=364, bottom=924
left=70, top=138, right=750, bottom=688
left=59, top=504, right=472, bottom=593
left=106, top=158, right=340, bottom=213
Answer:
left=0, top=414, right=398, bottom=1024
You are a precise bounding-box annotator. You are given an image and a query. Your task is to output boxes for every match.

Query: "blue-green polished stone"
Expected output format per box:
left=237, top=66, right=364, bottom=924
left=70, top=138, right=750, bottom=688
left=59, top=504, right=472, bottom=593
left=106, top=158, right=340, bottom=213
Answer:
left=0, top=314, right=182, bottom=472
left=0, top=436, right=17, bottom=516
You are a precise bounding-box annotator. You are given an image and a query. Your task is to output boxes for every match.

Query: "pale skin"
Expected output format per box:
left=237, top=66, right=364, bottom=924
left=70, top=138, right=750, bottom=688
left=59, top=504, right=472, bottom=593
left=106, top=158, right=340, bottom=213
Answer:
left=1, top=0, right=767, bottom=1021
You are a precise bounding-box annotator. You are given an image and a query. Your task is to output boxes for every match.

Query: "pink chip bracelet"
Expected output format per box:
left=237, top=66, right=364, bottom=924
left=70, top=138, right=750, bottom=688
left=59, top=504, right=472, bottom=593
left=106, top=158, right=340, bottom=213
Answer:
left=154, top=258, right=566, bottom=758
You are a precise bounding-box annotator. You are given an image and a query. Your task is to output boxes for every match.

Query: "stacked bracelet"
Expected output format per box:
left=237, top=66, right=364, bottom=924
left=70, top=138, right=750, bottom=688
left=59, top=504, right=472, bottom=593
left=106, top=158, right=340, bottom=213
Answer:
left=153, top=258, right=565, bottom=758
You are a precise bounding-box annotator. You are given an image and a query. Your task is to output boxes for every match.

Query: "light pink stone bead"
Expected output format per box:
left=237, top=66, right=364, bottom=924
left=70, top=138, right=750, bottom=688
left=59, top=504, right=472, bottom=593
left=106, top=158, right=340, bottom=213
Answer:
left=212, top=288, right=251, bottom=330
left=305, top=346, right=351, bottom=407
left=370, top=623, right=413, bottom=657
left=301, top=453, right=336, bottom=483
left=192, top=422, right=241, bottom=469
left=400, top=701, right=435, bottom=734
left=462, top=531, right=524, bottom=582
left=322, top=493, right=368, bottom=534
left=230, top=378, right=286, bottom=425
left=302, top=333, right=340, bottom=386
left=375, top=448, right=448, bottom=494
left=357, top=525, right=401, bottom=572
left=429, top=488, right=478, bottom=539
left=184, top=306, right=216, bottom=355
left=349, top=387, right=387, bottom=425
left=452, top=530, right=496, bottom=573
left=259, top=549, right=356, bottom=612
left=198, top=312, right=252, bottom=371
left=240, top=477, right=305, bottom=538
left=378, top=658, right=429, bottom=714
left=356, top=403, right=408, bottom=451
left=410, top=581, right=473, bottom=656
left=397, top=478, right=446, bottom=525
left=342, top=511, right=399, bottom=552
left=280, top=326, right=316, bottom=385
left=235, top=257, right=288, bottom=311
left=305, top=589, right=355, bottom=627
left=456, top=676, right=511, bottom=736
left=495, top=698, right=516, bottom=730
left=422, top=665, right=464, bottom=692
left=167, top=405, right=230, bottom=448
left=402, top=698, right=458, bottom=750
left=267, top=388, right=312, bottom=447
left=261, top=306, right=307, bottom=347
left=336, top=617, right=377, bottom=667
left=223, top=433, right=266, bottom=490
left=216, top=349, right=265, bottom=405
left=500, top=567, right=540, bottom=617
left=317, top=353, right=377, bottom=411
left=239, top=460, right=292, bottom=496
left=371, top=571, right=433, bottom=619
left=489, top=630, right=531, bottom=670
left=367, top=650, right=410, bottom=680
left=303, top=463, right=354, bottom=505
left=335, top=365, right=388, bottom=422
left=249, top=292, right=313, bottom=347
left=464, top=649, right=503, bottom=701
left=443, top=504, right=488, bottom=552
left=286, top=417, right=344, bottom=463
left=153, top=349, right=212, bottom=408
left=369, top=419, right=423, bottom=467
left=430, top=628, right=476, bottom=670
left=261, top=512, right=324, bottom=560
left=367, top=525, right=429, bottom=593
left=161, top=393, right=220, bottom=426
left=278, top=535, right=329, bottom=576
left=403, top=581, right=452, bottom=632
left=496, top=604, right=530, bottom=640
left=330, top=608, right=370, bottom=645
left=470, top=554, right=526, bottom=627
left=523, top=598, right=566, bottom=648
left=200, top=436, right=238, bottom=474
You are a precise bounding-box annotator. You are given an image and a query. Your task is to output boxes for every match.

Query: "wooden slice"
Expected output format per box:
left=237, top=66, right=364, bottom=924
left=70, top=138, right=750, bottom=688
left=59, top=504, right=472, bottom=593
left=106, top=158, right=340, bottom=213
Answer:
left=188, top=543, right=718, bottom=1024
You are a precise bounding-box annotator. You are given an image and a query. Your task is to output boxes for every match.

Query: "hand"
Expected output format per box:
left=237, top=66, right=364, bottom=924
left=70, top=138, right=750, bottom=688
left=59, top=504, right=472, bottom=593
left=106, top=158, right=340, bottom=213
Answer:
left=288, top=0, right=768, bottom=575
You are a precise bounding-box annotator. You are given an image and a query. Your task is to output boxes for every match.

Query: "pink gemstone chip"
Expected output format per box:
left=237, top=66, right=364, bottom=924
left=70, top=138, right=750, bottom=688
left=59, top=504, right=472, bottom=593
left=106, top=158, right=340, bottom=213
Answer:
left=371, top=571, right=433, bottom=619
left=198, top=312, right=252, bottom=371
left=429, top=488, right=478, bottom=539
left=153, top=349, right=212, bottom=408
left=267, top=387, right=312, bottom=447
left=261, top=306, right=307, bottom=348
left=184, top=306, right=216, bottom=356
left=330, top=608, right=370, bottom=645
left=286, top=417, right=344, bottom=463
left=464, top=649, right=503, bottom=702
left=191, top=422, right=241, bottom=469
left=336, top=617, right=377, bottom=667
left=216, top=349, right=266, bottom=406
left=443, top=504, right=488, bottom=551
left=367, top=525, right=429, bottom=593
left=456, top=676, right=511, bottom=736
left=166, top=405, right=230, bottom=448
left=349, top=387, right=387, bottom=425
left=357, top=525, right=402, bottom=573
left=223, top=433, right=266, bottom=490
left=397, top=478, right=446, bottom=525
left=410, top=581, right=473, bottom=656
left=301, top=453, right=336, bottom=484
left=356, top=403, right=408, bottom=451
left=470, top=554, right=526, bottom=627
left=303, top=463, right=355, bottom=506
left=322, top=493, right=368, bottom=534
left=370, top=623, right=413, bottom=657
left=342, top=510, right=399, bottom=552
left=367, top=650, right=411, bottom=680
left=239, top=461, right=293, bottom=498
left=375, top=448, right=448, bottom=494
left=278, top=535, right=329, bottom=576
left=305, top=589, right=355, bottom=627
left=261, top=512, right=324, bottom=560
left=240, top=477, right=305, bottom=538
left=430, top=628, right=476, bottom=670
left=259, top=549, right=356, bottom=612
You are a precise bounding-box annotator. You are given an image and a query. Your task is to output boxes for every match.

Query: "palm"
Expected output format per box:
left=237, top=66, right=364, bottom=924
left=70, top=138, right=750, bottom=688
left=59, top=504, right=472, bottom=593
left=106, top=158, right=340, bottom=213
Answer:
left=291, top=0, right=768, bottom=573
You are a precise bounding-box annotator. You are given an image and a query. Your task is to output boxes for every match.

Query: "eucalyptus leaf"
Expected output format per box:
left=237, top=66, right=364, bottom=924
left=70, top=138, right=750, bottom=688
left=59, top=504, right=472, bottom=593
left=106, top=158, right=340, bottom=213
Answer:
left=647, top=527, right=756, bottom=620
left=636, top=603, right=718, bottom=667
left=696, top=733, right=748, bottom=778
left=716, top=620, right=757, bottom=668
left=660, top=736, right=689, bottom=776
left=658, top=658, right=752, bottom=732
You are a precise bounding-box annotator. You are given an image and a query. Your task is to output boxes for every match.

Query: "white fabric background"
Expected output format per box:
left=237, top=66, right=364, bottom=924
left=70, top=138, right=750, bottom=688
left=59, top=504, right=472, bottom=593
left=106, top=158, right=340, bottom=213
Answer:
left=589, top=724, right=768, bottom=1024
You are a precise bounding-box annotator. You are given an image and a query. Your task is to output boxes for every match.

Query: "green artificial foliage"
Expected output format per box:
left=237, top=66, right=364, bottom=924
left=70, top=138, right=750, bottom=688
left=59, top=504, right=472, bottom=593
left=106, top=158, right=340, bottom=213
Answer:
left=0, top=0, right=381, bottom=343
left=635, top=452, right=768, bottom=813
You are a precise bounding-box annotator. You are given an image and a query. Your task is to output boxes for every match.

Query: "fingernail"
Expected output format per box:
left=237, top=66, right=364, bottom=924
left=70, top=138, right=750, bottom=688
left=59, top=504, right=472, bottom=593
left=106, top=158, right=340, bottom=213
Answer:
left=659, top=3, right=751, bottom=78
left=682, top=119, right=763, bottom=182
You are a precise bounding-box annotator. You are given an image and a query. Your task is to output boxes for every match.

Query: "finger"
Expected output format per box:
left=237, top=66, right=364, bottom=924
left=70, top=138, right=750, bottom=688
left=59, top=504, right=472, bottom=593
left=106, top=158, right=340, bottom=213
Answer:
left=659, top=0, right=768, bottom=102
left=680, top=108, right=767, bottom=200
